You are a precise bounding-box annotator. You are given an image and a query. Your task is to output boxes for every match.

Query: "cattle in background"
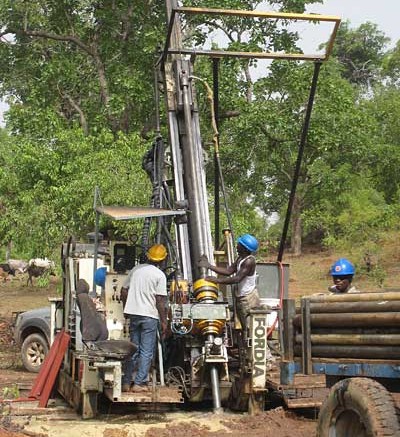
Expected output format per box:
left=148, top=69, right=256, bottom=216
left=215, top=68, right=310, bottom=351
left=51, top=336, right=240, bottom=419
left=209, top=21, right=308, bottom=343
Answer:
left=25, top=258, right=56, bottom=286
left=8, top=259, right=28, bottom=274
left=0, top=263, right=16, bottom=282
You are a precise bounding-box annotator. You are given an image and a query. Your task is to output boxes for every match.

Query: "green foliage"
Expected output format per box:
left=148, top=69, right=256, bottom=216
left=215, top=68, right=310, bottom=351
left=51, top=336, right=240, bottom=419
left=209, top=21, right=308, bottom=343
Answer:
left=36, top=273, right=50, bottom=288
left=2, top=385, right=19, bottom=399
left=367, top=264, right=386, bottom=288
left=184, top=0, right=322, bottom=51
left=382, top=40, right=400, bottom=84
left=304, top=180, right=400, bottom=251
left=0, top=0, right=165, bottom=135
left=0, top=128, right=151, bottom=255
left=210, top=59, right=378, bottom=252
left=362, top=86, right=400, bottom=203
left=332, top=20, right=390, bottom=85
left=355, top=243, right=387, bottom=288
left=0, top=2, right=399, bottom=259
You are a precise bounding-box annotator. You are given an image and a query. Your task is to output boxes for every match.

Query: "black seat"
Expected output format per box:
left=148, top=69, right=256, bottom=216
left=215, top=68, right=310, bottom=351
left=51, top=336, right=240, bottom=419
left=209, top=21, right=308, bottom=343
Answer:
left=76, top=279, right=136, bottom=359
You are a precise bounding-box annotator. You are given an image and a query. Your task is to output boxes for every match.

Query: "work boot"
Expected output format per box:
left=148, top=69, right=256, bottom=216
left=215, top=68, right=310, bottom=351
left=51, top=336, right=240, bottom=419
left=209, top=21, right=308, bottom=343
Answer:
left=130, top=384, right=148, bottom=393
left=122, top=383, right=131, bottom=392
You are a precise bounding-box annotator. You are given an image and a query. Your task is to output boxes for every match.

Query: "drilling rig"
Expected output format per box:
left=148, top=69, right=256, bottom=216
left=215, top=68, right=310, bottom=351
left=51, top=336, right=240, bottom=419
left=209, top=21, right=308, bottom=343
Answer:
left=51, top=2, right=353, bottom=425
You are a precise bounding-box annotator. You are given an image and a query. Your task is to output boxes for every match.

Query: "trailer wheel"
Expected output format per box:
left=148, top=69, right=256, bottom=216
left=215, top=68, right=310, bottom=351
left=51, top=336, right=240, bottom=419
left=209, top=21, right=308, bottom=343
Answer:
left=317, top=377, right=400, bottom=437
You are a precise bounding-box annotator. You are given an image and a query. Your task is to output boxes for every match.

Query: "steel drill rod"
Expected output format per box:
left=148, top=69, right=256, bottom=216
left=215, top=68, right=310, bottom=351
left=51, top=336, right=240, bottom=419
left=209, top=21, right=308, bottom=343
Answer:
left=301, top=327, right=400, bottom=335
left=294, top=345, right=400, bottom=359
left=210, top=364, right=223, bottom=413
left=296, top=300, right=400, bottom=314
left=295, top=333, right=400, bottom=345
left=207, top=334, right=223, bottom=413
left=307, top=291, right=400, bottom=303
left=293, top=312, right=400, bottom=328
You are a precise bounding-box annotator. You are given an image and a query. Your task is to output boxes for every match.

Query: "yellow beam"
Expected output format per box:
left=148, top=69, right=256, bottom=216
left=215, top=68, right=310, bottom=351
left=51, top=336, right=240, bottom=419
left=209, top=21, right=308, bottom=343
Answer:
left=168, top=48, right=326, bottom=61
left=163, top=7, right=341, bottom=63
left=177, top=7, right=341, bottom=24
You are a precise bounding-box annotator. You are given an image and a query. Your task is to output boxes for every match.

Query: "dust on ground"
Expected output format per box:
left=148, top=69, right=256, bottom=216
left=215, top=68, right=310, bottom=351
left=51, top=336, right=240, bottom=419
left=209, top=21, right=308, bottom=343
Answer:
left=3, top=407, right=316, bottom=437
left=0, top=273, right=317, bottom=437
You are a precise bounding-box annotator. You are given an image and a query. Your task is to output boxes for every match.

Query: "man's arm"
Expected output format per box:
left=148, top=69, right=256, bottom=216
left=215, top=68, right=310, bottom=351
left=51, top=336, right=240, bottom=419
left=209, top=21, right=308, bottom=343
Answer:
left=120, top=268, right=133, bottom=308
left=121, top=287, right=129, bottom=308
left=209, top=263, right=236, bottom=276
left=206, top=257, right=254, bottom=285
left=198, top=254, right=236, bottom=276
left=156, top=295, right=168, bottom=338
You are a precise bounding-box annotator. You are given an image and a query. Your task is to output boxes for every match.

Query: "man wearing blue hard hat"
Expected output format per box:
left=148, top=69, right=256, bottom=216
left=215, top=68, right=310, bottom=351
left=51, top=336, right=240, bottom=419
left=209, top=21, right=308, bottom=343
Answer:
left=94, top=266, right=107, bottom=288
left=329, top=258, right=360, bottom=294
left=199, top=233, right=260, bottom=333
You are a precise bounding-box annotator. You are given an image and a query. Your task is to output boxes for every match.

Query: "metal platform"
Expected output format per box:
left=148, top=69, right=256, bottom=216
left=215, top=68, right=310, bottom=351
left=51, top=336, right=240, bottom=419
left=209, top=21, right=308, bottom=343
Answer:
left=267, top=370, right=327, bottom=408
left=104, top=386, right=184, bottom=403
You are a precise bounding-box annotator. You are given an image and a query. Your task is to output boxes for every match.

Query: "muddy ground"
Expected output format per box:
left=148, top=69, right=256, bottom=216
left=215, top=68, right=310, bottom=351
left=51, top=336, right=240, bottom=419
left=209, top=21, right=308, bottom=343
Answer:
left=0, top=276, right=317, bottom=437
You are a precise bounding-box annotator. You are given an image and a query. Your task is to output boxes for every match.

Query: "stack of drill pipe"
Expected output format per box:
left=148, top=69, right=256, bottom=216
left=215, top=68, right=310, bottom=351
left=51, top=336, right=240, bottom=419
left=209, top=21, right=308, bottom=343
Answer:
left=293, top=292, right=400, bottom=360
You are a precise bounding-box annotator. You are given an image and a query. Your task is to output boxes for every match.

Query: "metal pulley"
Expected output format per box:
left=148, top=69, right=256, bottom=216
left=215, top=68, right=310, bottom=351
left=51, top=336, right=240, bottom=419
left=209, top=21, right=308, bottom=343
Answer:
left=193, top=278, right=219, bottom=302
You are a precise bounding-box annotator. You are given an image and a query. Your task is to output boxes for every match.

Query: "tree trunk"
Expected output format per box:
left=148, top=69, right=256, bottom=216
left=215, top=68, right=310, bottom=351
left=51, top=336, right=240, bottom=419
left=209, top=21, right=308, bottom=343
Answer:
left=243, top=61, right=253, bottom=103
left=291, top=193, right=302, bottom=256
left=6, top=241, right=12, bottom=261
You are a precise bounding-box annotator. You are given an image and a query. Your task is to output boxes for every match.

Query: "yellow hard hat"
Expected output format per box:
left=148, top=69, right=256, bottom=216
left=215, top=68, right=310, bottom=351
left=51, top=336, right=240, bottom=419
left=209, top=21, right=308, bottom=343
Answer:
left=147, top=244, right=167, bottom=262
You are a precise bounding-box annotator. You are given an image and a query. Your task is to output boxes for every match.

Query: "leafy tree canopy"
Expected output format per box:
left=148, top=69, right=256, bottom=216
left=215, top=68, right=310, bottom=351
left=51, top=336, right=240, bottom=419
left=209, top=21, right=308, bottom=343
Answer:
left=0, top=1, right=399, bottom=258
left=331, top=20, right=390, bottom=86
left=0, top=0, right=166, bottom=136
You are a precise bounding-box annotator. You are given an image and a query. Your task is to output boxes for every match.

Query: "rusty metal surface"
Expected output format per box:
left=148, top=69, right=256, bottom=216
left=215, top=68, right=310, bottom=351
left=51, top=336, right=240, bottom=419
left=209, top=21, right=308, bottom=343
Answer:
left=308, top=291, right=400, bottom=303
left=4, top=400, right=77, bottom=418
left=311, top=357, right=400, bottom=364
left=296, top=333, right=400, bottom=346
left=293, top=312, right=400, bottom=328
left=284, top=392, right=327, bottom=409
left=104, top=386, right=184, bottom=403
left=267, top=371, right=326, bottom=390
left=267, top=372, right=328, bottom=409
left=391, top=392, right=400, bottom=409
left=294, top=345, right=400, bottom=359
left=57, top=369, right=81, bottom=412
left=96, top=206, right=185, bottom=220
left=309, top=300, right=400, bottom=313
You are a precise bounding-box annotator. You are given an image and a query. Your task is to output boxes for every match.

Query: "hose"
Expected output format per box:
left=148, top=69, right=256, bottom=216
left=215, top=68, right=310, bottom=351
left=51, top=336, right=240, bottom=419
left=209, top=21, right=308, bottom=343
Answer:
left=190, top=75, right=235, bottom=241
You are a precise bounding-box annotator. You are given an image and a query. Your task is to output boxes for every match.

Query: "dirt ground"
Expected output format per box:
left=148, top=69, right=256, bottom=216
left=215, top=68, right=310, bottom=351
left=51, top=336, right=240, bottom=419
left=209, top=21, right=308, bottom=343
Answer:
left=0, top=273, right=318, bottom=437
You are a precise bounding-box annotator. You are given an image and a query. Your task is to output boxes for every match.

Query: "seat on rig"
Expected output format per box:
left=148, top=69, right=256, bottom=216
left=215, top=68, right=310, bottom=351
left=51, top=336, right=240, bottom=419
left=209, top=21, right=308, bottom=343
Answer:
left=76, top=279, right=136, bottom=360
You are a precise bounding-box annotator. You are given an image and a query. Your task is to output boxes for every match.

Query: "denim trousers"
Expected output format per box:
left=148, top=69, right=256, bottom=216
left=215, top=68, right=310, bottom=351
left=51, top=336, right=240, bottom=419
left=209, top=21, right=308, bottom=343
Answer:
left=122, top=315, right=158, bottom=386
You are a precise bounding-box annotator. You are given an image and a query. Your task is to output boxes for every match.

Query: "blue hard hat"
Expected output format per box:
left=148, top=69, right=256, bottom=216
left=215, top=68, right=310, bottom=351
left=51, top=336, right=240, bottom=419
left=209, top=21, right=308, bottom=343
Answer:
left=94, top=266, right=107, bottom=287
left=237, top=234, right=259, bottom=252
left=330, top=258, right=355, bottom=276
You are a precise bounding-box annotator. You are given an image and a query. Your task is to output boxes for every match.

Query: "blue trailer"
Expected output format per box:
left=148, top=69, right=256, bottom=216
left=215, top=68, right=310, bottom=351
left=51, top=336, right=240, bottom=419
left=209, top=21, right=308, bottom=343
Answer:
left=280, top=292, right=400, bottom=436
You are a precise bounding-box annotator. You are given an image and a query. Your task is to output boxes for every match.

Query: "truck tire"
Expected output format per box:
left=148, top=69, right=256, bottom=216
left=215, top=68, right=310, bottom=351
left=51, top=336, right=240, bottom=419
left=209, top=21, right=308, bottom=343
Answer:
left=317, top=377, right=400, bottom=437
left=21, top=333, right=49, bottom=373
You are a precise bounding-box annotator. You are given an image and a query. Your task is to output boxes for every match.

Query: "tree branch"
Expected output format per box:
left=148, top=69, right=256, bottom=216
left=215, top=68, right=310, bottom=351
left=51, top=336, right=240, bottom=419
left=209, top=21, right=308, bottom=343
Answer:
left=200, top=19, right=235, bottom=43
left=243, top=60, right=253, bottom=103
left=259, top=125, right=290, bottom=145
left=121, top=1, right=134, bottom=41
left=20, top=29, right=93, bottom=54
left=10, top=28, right=110, bottom=106
left=64, top=93, right=89, bottom=135
left=219, top=110, right=240, bottom=119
